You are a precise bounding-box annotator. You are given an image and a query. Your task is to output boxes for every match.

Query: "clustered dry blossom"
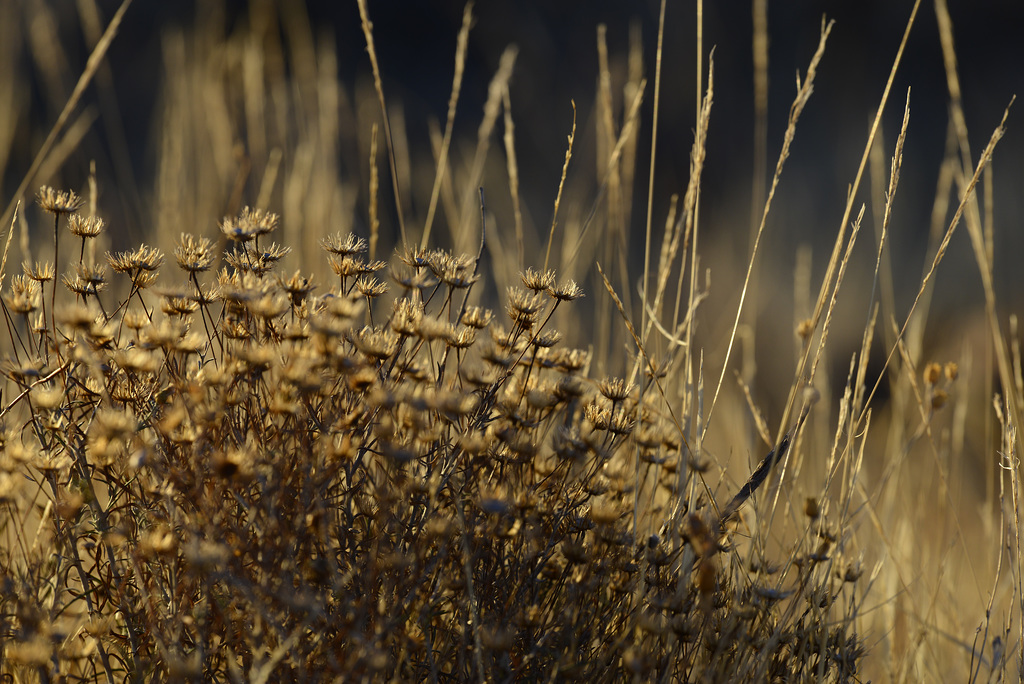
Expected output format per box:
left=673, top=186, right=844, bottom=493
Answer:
left=0, top=191, right=866, bottom=681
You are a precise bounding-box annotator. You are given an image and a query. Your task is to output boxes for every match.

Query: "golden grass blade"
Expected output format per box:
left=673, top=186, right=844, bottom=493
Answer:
left=640, top=0, right=668, bottom=341
left=421, top=2, right=473, bottom=251
left=356, top=0, right=408, bottom=246
left=369, top=123, right=380, bottom=260
left=0, top=200, right=18, bottom=286
left=501, top=87, right=524, bottom=270
left=543, top=101, right=575, bottom=273
left=703, top=18, right=834, bottom=442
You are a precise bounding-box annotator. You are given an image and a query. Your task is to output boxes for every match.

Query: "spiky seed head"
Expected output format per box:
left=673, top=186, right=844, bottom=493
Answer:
left=36, top=186, right=83, bottom=215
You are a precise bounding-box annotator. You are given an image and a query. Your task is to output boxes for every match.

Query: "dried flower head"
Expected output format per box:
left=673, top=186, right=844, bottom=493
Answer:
left=461, top=306, right=493, bottom=330
left=68, top=213, right=104, bottom=238
left=506, top=287, right=546, bottom=326
left=279, top=270, right=315, bottom=305
left=220, top=206, right=279, bottom=242
left=5, top=275, right=41, bottom=314
left=321, top=232, right=368, bottom=256
left=549, top=278, right=585, bottom=301
left=23, top=261, right=55, bottom=282
left=174, top=234, right=215, bottom=273
left=598, top=377, right=633, bottom=402
left=355, top=275, right=388, bottom=299
left=107, top=244, right=164, bottom=274
left=36, top=186, right=83, bottom=215
left=522, top=267, right=556, bottom=292
left=62, top=263, right=107, bottom=296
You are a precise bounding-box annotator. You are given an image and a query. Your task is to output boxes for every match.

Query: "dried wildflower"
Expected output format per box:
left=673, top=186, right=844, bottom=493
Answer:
left=532, top=330, right=562, bottom=348
left=548, top=278, right=585, bottom=301
left=174, top=234, right=215, bottom=273
left=391, top=266, right=437, bottom=291
left=87, top=408, right=135, bottom=466
left=796, top=318, right=814, bottom=339
left=923, top=361, right=942, bottom=386
left=161, top=293, right=199, bottom=316
left=585, top=402, right=612, bottom=431
left=36, top=186, right=83, bottom=215
left=931, top=388, right=948, bottom=410
left=321, top=293, right=365, bottom=320
left=279, top=270, right=315, bottom=305
left=68, top=213, right=104, bottom=238
left=23, top=261, right=55, bottom=282
left=123, top=310, right=149, bottom=330
left=321, top=232, right=367, bottom=256
left=31, top=383, right=64, bottom=409
left=348, top=326, right=397, bottom=360
left=5, top=275, right=41, bottom=314
left=481, top=345, right=514, bottom=369
left=245, top=241, right=291, bottom=274
left=506, top=286, right=545, bottom=326
left=248, top=292, right=289, bottom=319
left=108, top=244, right=164, bottom=273
left=554, top=375, right=586, bottom=399
left=598, top=377, right=633, bottom=402
left=220, top=206, right=278, bottom=242
left=328, top=255, right=385, bottom=281
left=391, top=299, right=424, bottom=336
left=62, top=264, right=106, bottom=296
left=522, top=267, right=556, bottom=292
left=608, top=411, right=635, bottom=436
left=115, top=348, right=161, bottom=373
left=445, top=326, right=477, bottom=349
left=416, top=315, right=451, bottom=341
left=355, top=275, right=388, bottom=298
left=190, top=282, right=221, bottom=306
left=461, top=306, right=493, bottom=329
left=945, top=362, right=959, bottom=382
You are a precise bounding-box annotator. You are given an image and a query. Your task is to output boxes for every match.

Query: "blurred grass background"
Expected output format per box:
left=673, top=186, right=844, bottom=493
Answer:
left=2, top=0, right=1023, bottom=678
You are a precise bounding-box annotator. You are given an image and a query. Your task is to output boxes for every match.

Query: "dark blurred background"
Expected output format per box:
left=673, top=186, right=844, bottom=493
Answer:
left=1, top=0, right=1022, bottom=344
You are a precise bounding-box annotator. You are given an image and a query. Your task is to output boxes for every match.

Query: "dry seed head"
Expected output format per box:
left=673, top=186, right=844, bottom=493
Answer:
left=445, top=325, right=477, bottom=349
left=279, top=270, right=315, bottom=304
left=174, top=233, right=215, bottom=273
left=5, top=275, right=42, bottom=314
left=521, top=267, right=556, bottom=292
left=36, top=186, right=83, bottom=215
left=68, top=213, right=104, bottom=238
left=931, top=388, right=948, bottom=410
left=416, top=315, right=451, bottom=341
left=944, top=362, right=959, bottom=382
left=104, top=243, right=162, bottom=274
left=391, top=298, right=424, bottom=336
left=348, top=325, right=397, bottom=360
left=532, top=330, right=562, bottom=348
left=161, top=294, right=199, bottom=316
left=32, top=384, right=64, bottom=409
left=923, top=361, right=942, bottom=386
left=391, top=265, right=437, bottom=291
left=355, top=275, right=388, bottom=298
left=58, top=302, right=102, bottom=329
left=598, top=377, right=633, bottom=402
left=796, top=318, right=814, bottom=339
left=320, top=231, right=367, bottom=256
left=548, top=278, right=584, bottom=301
left=23, top=261, right=55, bottom=282
left=461, top=306, right=493, bottom=329
left=248, top=292, right=289, bottom=319
left=222, top=206, right=279, bottom=242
